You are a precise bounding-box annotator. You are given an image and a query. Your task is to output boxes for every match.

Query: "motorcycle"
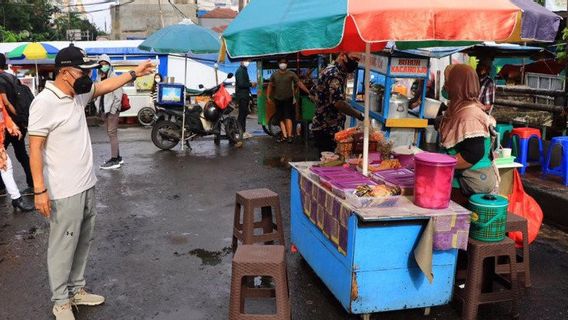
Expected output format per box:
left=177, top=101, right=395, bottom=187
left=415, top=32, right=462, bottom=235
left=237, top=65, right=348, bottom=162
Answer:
left=150, top=73, right=243, bottom=150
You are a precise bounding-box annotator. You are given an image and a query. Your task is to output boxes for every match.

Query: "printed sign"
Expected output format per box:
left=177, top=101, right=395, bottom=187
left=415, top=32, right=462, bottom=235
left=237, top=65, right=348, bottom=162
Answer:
left=389, top=58, right=429, bottom=76
left=360, top=54, right=388, bottom=74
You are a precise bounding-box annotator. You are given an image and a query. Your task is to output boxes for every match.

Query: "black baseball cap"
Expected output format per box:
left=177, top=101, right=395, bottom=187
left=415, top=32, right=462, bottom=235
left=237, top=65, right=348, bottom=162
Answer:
left=55, top=44, right=99, bottom=69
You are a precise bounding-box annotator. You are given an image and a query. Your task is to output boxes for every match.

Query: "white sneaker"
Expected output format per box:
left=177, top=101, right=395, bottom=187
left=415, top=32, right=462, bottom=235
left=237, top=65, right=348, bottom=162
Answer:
left=243, top=132, right=253, bottom=139
left=53, top=303, right=75, bottom=320
left=72, top=288, right=105, bottom=306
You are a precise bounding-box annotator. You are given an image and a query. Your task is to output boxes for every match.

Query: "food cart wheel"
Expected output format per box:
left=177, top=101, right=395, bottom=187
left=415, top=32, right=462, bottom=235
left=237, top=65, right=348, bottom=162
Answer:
left=137, top=107, right=156, bottom=127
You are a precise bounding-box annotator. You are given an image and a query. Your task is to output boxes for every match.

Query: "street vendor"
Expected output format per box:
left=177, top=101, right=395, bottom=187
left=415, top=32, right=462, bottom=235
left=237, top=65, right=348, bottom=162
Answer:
left=439, top=64, right=498, bottom=205
left=476, top=57, right=496, bottom=114
left=310, top=52, right=365, bottom=153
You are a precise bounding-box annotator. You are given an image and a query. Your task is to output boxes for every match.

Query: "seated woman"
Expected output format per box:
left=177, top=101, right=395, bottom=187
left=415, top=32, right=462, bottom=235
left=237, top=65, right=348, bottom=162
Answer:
left=438, top=64, right=498, bottom=206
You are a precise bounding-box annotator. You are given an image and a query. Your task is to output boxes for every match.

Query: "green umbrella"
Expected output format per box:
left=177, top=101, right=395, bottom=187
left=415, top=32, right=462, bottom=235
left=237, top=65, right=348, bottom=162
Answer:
left=139, top=19, right=221, bottom=151
left=139, top=19, right=220, bottom=54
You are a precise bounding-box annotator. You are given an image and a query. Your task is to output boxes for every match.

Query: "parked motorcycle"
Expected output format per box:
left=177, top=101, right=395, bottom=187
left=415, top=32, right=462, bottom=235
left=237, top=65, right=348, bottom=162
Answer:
left=151, top=74, right=243, bottom=150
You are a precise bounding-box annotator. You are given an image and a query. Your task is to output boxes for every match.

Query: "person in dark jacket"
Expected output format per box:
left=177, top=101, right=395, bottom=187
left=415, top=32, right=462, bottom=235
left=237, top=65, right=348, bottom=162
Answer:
left=235, top=60, right=255, bottom=138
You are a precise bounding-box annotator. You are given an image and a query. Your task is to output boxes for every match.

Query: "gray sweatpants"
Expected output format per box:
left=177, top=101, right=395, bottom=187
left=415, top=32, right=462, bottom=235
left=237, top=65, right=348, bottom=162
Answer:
left=48, top=187, right=97, bottom=305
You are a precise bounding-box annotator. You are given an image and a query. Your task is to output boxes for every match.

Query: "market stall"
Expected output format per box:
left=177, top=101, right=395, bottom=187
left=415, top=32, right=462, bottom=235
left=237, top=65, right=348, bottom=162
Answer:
left=222, top=0, right=560, bottom=318
left=254, top=55, right=319, bottom=137
left=349, top=51, right=432, bottom=148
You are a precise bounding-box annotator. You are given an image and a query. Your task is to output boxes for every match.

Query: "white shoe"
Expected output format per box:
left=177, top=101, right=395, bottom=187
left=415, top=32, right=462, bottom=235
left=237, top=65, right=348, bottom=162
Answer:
left=53, top=303, right=75, bottom=320
left=72, top=288, right=105, bottom=306
left=243, top=132, right=253, bottom=139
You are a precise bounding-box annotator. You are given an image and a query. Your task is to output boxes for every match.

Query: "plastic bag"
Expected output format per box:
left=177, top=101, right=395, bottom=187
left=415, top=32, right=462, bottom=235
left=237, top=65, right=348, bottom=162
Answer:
left=213, top=84, right=232, bottom=110
left=120, top=93, right=131, bottom=112
left=507, top=169, right=543, bottom=247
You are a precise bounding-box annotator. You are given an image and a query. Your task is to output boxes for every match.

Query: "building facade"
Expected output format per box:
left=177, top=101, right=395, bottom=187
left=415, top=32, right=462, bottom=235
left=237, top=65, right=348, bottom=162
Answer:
left=110, top=0, right=198, bottom=40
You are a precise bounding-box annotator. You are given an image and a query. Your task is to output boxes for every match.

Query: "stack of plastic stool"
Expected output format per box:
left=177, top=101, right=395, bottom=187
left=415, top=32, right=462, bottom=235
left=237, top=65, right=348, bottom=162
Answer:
left=509, top=127, right=543, bottom=175
left=542, top=136, right=568, bottom=186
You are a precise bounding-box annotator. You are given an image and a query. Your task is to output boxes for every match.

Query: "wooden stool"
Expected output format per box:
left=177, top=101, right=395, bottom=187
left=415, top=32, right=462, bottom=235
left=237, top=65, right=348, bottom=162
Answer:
left=232, top=189, right=285, bottom=253
left=229, top=245, right=290, bottom=320
left=495, top=213, right=531, bottom=288
left=454, top=238, right=519, bottom=320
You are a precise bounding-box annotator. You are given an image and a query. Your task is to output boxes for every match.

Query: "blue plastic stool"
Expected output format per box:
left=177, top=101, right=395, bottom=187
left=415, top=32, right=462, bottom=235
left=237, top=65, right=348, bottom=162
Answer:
left=543, top=136, right=568, bottom=186
left=495, top=123, right=513, bottom=149
left=508, top=128, right=543, bottom=175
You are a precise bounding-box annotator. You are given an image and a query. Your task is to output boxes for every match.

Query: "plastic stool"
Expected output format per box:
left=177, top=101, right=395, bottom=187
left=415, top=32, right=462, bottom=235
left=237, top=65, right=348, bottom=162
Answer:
left=229, top=245, right=290, bottom=320
left=509, top=127, right=544, bottom=175
left=495, top=124, right=513, bottom=149
left=543, top=136, right=568, bottom=186
left=454, top=237, right=519, bottom=320
left=496, top=213, right=531, bottom=288
left=232, top=189, right=285, bottom=253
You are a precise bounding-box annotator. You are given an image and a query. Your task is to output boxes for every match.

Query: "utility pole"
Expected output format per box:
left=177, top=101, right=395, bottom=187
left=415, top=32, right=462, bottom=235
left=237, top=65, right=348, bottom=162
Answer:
left=158, top=0, right=165, bottom=28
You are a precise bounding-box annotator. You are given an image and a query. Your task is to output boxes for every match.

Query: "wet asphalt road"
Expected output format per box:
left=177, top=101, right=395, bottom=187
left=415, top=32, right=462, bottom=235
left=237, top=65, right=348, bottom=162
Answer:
left=1, top=119, right=568, bottom=320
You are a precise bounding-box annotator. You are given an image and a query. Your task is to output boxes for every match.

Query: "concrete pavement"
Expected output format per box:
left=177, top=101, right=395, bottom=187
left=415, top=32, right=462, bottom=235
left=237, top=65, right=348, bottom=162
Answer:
left=1, top=121, right=568, bottom=320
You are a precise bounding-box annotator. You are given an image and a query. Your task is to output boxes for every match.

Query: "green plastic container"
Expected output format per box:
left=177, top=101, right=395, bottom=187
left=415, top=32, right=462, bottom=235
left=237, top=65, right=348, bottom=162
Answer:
left=468, top=194, right=509, bottom=242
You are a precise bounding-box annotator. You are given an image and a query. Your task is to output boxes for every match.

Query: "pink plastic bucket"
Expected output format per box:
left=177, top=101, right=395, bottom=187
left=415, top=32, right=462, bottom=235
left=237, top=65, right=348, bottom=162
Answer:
left=413, top=152, right=457, bottom=209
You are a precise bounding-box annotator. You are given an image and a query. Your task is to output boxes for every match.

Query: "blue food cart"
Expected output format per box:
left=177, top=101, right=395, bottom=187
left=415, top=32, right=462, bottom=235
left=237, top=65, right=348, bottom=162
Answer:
left=290, top=162, right=471, bottom=319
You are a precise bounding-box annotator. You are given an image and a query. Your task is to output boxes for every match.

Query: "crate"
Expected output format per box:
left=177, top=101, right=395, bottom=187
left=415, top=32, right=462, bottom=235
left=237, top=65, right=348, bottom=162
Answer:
left=525, top=72, right=565, bottom=92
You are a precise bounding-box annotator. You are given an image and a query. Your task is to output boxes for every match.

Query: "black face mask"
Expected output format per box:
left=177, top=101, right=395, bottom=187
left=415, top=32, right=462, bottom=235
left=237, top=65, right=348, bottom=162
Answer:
left=72, top=74, right=93, bottom=95
left=343, top=56, right=359, bottom=73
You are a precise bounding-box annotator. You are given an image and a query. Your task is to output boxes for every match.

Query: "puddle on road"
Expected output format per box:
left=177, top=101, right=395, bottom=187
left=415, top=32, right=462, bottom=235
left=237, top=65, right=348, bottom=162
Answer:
left=14, top=227, right=43, bottom=241
left=183, top=247, right=232, bottom=266
left=167, top=233, right=190, bottom=245
left=263, top=156, right=299, bottom=169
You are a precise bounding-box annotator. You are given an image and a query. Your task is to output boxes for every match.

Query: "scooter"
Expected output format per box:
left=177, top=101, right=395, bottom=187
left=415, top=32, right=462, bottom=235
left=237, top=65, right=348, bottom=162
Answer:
left=150, top=73, right=243, bottom=150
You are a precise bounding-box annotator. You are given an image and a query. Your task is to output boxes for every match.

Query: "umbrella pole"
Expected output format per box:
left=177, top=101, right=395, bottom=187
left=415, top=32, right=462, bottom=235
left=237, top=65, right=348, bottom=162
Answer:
left=362, top=43, right=371, bottom=176
left=35, top=62, right=39, bottom=94
left=181, top=55, right=188, bottom=151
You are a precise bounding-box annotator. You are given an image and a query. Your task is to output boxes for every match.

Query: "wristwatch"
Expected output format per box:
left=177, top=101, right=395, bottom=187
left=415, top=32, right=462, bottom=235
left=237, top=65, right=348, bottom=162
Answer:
left=129, top=70, right=137, bottom=81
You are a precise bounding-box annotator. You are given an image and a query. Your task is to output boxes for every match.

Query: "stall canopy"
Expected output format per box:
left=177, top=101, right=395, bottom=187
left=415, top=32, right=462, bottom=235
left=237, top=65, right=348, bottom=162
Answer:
left=223, top=0, right=561, bottom=59
left=222, top=0, right=561, bottom=176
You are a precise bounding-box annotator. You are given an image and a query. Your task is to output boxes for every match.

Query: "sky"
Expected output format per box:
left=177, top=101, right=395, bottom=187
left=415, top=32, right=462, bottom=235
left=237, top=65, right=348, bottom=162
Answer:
left=81, top=0, right=115, bottom=34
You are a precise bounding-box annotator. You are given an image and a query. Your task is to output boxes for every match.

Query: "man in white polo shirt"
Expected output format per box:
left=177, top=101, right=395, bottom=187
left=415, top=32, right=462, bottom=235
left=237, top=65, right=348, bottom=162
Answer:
left=28, top=44, right=154, bottom=320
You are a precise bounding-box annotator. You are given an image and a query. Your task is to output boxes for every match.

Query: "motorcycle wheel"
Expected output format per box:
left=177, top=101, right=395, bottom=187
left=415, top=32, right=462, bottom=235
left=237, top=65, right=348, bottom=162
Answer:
left=137, top=107, right=156, bottom=127
left=268, top=114, right=282, bottom=137
left=224, top=117, right=243, bottom=145
left=151, top=120, right=181, bottom=150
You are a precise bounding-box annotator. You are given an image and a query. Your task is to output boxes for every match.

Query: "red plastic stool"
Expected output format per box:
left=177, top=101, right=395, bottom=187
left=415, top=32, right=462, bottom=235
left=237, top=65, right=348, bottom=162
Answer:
left=509, top=128, right=543, bottom=175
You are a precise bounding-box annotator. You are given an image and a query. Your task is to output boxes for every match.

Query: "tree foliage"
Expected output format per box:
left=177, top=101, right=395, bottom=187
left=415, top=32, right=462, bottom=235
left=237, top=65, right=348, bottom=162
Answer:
left=0, top=0, right=102, bottom=42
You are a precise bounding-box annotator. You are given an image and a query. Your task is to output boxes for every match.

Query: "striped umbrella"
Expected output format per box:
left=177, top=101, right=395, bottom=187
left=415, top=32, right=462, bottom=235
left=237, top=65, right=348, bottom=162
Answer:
left=223, top=0, right=561, bottom=58
left=7, top=42, right=59, bottom=60
left=222, top=0, right=561, bottom=176
left=6, top=42, right=59, bottom=94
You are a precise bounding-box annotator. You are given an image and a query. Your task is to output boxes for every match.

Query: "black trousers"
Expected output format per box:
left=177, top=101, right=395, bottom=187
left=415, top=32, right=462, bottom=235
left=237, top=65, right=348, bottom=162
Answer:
left=313, top=130, right=337, bottom=154
left=0, top=128, right=33, bottom=189
left=237, top=96, right=250, bottom=132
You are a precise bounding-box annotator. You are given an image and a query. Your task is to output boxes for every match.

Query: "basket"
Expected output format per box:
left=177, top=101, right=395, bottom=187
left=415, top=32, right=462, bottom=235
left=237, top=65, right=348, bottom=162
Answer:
left=468, top=194, right=509, bottom=242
